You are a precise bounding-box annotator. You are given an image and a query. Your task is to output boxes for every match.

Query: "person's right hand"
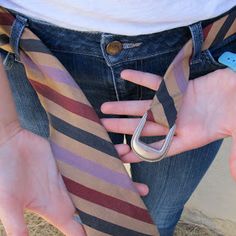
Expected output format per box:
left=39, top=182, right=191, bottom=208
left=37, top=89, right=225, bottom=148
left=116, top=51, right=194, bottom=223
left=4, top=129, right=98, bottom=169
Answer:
left=0, top=126, right=86, bottom=236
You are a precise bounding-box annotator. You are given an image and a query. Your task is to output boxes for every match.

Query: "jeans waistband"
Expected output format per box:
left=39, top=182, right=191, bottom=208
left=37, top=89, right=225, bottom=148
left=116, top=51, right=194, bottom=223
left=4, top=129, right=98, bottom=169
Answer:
left=7, top=5, right=236, bottom=66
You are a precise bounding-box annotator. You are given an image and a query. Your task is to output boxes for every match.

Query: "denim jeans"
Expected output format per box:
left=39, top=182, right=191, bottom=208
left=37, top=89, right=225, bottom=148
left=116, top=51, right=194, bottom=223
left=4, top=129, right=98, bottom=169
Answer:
left=2, top=8, right=236, bottom=236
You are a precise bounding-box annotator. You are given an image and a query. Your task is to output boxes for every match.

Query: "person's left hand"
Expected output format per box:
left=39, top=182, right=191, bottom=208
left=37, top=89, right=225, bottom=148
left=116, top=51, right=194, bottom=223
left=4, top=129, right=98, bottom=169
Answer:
left=101, top=69, right=236, bottom=180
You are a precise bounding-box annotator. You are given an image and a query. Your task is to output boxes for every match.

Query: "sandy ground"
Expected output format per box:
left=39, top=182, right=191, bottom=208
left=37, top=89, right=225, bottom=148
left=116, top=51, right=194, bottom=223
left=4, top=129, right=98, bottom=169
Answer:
left=0, top=212, right=218, bottom=236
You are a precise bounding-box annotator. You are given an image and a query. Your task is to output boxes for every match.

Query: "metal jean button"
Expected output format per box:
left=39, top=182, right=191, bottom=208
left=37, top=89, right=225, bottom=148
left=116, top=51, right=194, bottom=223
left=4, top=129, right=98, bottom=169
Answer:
left=106, top=41, right=123, bottom=56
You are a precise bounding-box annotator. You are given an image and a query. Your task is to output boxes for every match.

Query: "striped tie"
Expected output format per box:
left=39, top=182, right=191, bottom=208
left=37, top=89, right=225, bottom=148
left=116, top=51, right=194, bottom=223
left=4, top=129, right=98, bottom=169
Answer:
left=0, top=5, right=236, bottom=236
left=148, top=8, right=236, bottom=129
left=0, top=7, right=159, bottom=236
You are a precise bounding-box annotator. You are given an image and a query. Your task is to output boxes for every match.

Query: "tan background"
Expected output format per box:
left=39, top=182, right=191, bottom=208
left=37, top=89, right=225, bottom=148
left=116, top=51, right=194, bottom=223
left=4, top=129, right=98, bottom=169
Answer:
left=182, top=138, right=236, bottom=235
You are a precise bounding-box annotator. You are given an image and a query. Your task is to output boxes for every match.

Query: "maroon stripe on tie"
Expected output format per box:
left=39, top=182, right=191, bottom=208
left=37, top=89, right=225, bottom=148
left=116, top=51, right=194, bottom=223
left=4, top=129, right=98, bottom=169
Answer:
left=0, top=13, right=14, bottom=25
left=63, top=176, right=153, bottom=224
left=29, top=79, right=101, bottom=124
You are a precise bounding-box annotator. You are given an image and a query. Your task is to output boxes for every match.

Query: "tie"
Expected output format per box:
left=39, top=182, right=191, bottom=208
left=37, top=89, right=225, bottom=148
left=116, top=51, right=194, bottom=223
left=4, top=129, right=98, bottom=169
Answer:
left=0, top=7, right=159, bottom=236
left=148, top=8, right=236, bottom=129
left=0, top=6, right=236, bottom=236
left=130, top=6, right=236, bottom=162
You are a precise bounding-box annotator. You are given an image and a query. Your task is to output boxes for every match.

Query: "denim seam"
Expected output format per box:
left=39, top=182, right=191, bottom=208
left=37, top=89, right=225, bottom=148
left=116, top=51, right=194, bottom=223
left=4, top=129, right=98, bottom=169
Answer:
left=50, top=47, right=183, bottom=66
left=108, top=47, right=183, bottom=67
left=100, top=35, right=120, bottom=101
left=110, top=66, right=120, bottom=101
left=50, top=48, right=105, bottom=60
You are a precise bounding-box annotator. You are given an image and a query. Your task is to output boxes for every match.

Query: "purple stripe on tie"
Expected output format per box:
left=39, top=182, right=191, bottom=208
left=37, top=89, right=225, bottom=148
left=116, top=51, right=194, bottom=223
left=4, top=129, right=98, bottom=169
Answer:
left=50, top=141, right=137, bottom=192
left=39, top=64, right=78, bottom=87
left=21, top=53, right=77, bottom=87
left=21, top=52, right=41, bottom=74
left=173, top=49, right=188, bottom=93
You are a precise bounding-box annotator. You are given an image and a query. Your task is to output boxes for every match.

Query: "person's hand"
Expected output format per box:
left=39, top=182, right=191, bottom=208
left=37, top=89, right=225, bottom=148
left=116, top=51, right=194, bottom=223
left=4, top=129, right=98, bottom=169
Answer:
left=101, top=69, right=236, bottom=180
left=0, top=126, right=86, bottom=236
left=0, top=125, right=148, bottom=236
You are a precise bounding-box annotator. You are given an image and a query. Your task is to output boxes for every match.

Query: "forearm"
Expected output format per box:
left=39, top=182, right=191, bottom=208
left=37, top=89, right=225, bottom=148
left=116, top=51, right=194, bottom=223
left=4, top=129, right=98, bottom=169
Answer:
left=0, top=57, right=20, bottom=143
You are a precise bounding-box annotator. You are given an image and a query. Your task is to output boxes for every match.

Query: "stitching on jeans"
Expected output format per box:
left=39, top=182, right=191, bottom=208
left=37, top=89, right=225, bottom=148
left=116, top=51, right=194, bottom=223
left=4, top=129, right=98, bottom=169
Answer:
left=107, top=48, right=183, bottom=67
left=50, top=47, right=182, bottom=63
left=123, top=42, right=143, bottom=49
left=50, top=49, right=105, bottom=60
left=100, top=34, right=120, bottom=100
left=50, top=43, right=183, bottom=65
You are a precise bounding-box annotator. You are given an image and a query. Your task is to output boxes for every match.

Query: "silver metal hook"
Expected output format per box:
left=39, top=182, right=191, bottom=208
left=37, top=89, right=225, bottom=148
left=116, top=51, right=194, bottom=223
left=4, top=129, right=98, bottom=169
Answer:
left=131, top=112, right=176, bottom=162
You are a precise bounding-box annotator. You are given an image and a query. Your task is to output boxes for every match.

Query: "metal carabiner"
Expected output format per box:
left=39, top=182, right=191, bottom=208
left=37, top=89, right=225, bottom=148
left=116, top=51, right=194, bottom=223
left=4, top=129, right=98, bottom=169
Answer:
left=131, top=112, right=176, bottom=162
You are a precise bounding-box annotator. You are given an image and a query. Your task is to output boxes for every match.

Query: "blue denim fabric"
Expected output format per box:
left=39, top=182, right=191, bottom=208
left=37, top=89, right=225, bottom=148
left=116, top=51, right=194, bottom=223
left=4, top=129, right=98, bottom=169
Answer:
left=2, top=9, right=236, bottom=235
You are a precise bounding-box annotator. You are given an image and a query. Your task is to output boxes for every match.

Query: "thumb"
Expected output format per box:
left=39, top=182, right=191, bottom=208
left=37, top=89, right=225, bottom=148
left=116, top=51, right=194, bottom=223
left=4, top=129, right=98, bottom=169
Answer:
left=57, top=214, right=86, bottom=236
left=229, top=136, right=236, bottom=181
left=0, top=199, right=28, bottom=236
left=39, top=207, right=86, bottom=236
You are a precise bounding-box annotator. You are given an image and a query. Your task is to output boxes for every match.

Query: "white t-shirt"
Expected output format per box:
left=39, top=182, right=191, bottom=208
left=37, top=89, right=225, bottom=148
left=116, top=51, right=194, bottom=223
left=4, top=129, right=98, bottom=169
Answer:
left=0, top=0, right=235, bottom=35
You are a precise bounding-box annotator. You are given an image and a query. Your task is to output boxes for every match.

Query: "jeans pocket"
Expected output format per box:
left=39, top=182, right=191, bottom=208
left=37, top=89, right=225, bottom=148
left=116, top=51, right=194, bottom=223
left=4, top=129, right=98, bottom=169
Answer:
left=205, top=33, right=236, bottom=68
left=189, top=36, right=236, bottom=79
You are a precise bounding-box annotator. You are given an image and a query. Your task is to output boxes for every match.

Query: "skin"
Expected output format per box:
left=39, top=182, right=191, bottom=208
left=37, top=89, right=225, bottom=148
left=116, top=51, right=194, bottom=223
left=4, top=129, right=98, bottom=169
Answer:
left=0, top=59, right=147, bottom=236
left=101, top=68, right=236, bottom=181
left=1, top=58, right=236, bottom=234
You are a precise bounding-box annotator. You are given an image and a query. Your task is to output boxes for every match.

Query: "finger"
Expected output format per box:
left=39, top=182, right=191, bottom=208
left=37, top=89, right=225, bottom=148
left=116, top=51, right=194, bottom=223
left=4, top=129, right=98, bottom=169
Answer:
left=230, top=136, right=236, bottom=181
left=101, top=118, right=168, bottom=136
left=121, top=136, right=191, bottom=163
left=121, top=69, right=162, bottom=91
left=57, top=215, right=86, bottom=236
left=35, top=204, right=86, bottom=236
left=0, top=200, right=28, bottom=236
left=34, top=176, right=86, bottom=236
left=42, top=209, right=86, bottom=236
left=114, top=144, right=131, bottom=156
left=121, top=151, right=143, bottom=163
left=37, top=203, right=86, bottom=236
left=134, top=182, right=149, bottom=196
left=101, top=100, right=152, bottom=116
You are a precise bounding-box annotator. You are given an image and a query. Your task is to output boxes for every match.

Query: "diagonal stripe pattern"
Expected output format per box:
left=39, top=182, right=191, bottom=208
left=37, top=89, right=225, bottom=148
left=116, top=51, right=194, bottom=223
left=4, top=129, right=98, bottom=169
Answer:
left=0, top=7, right=159, bottom=236
left=1, top=6, right=236, bottom=235
left=148, top=7, right=236, bottom=129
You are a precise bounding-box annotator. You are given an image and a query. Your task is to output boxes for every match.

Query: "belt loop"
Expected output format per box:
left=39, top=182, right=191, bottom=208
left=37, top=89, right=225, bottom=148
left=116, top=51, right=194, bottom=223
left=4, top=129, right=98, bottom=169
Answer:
left=188, top=22, right=204, bottom=64
left=10, top=15, right=28, bottom=62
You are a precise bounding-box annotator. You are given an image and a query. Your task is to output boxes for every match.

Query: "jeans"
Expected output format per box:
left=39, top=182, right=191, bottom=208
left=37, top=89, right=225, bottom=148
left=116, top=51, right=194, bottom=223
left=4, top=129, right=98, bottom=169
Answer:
left=2, top=8, right=236, bottom=235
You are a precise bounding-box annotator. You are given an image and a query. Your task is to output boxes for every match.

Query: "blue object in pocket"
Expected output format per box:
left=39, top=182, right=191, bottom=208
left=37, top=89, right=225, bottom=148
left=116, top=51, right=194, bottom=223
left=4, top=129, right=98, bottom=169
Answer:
left=218, top=51, right=236, bottom=71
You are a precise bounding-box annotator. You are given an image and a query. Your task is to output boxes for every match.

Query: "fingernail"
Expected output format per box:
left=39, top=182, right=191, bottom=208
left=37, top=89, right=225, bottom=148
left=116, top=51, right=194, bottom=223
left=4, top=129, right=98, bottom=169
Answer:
left=73, top=213, right=82, bottom=224
left=120, top=70, right=126, bottom=79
